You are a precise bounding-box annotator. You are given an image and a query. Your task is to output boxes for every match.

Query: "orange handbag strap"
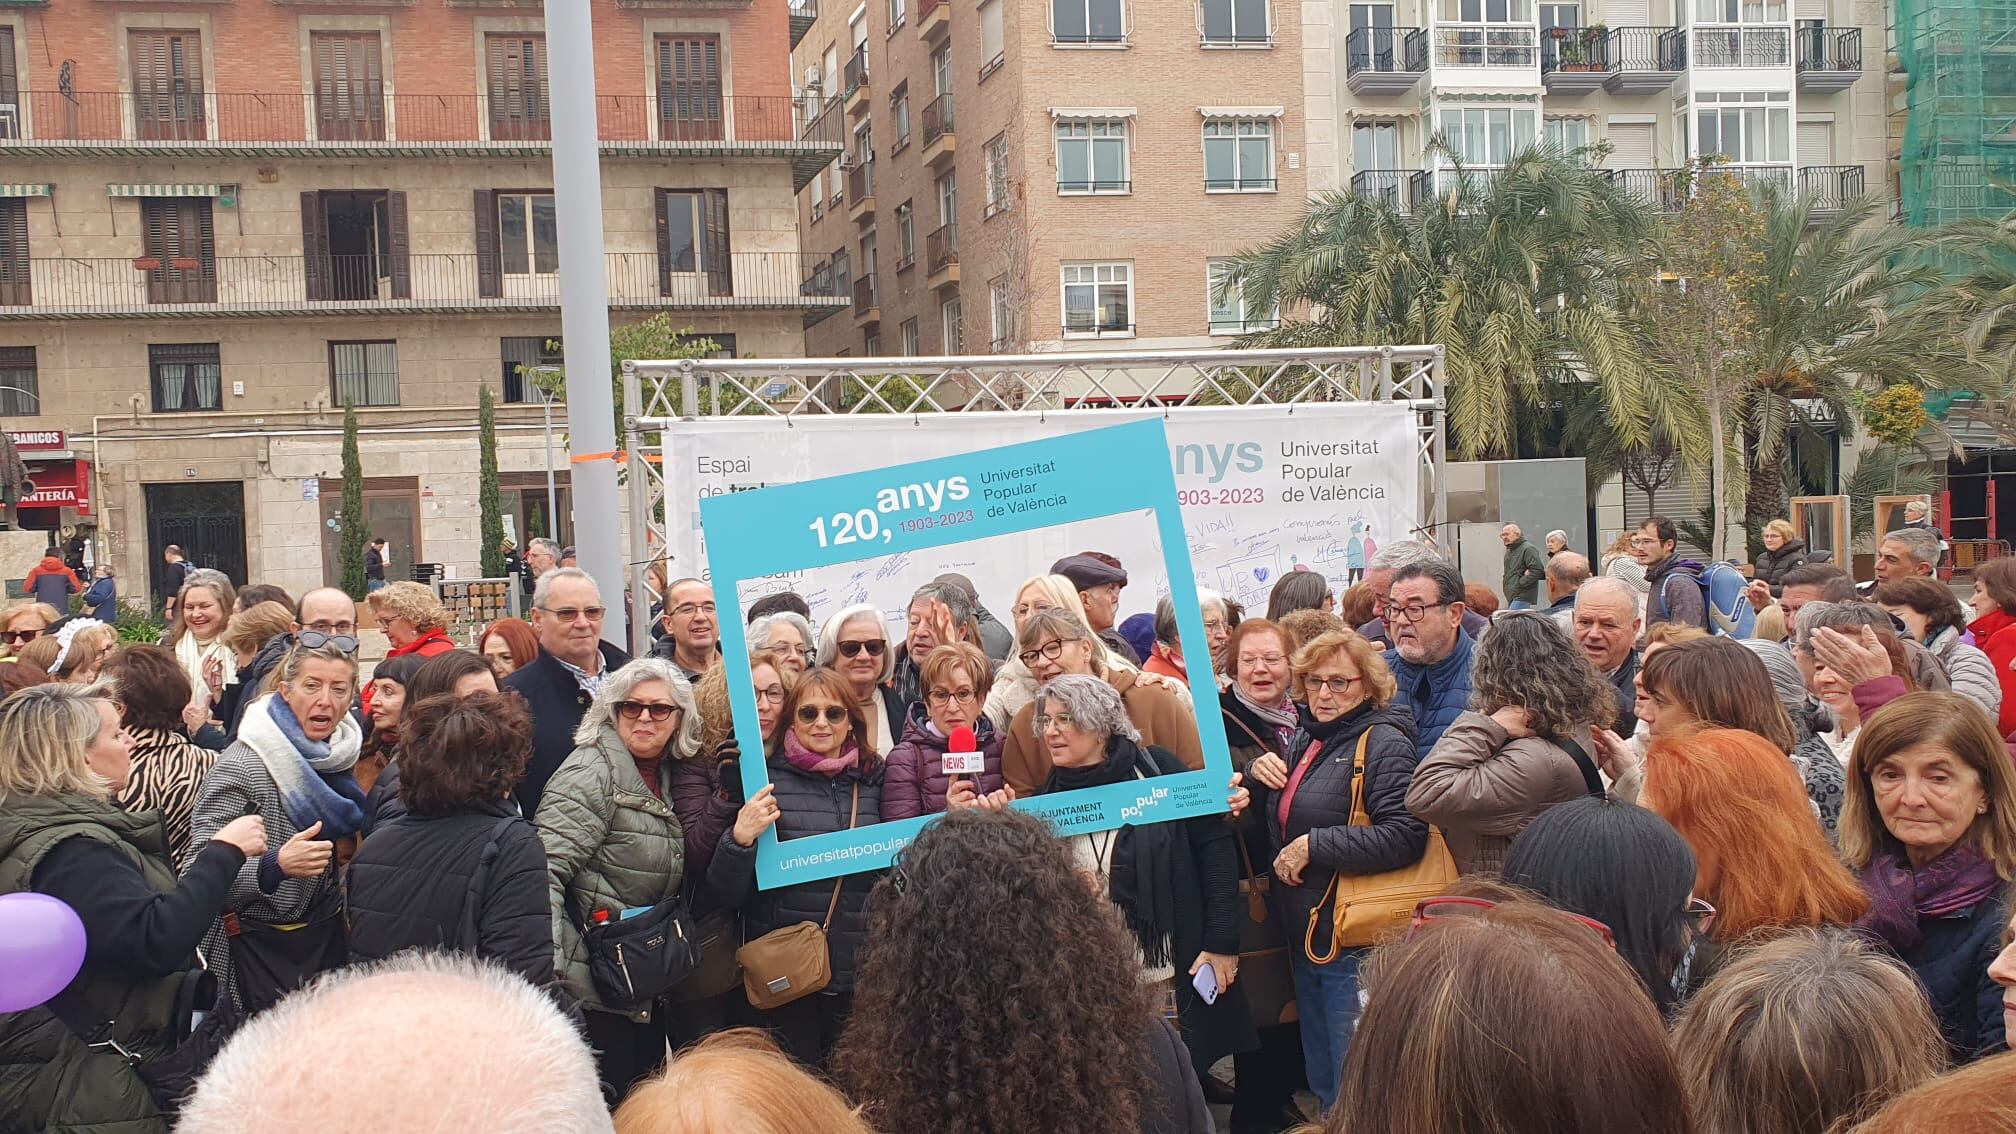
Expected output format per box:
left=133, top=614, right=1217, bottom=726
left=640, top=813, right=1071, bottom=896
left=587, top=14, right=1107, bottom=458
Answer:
left=1302, top=730, right=1371, bottom=965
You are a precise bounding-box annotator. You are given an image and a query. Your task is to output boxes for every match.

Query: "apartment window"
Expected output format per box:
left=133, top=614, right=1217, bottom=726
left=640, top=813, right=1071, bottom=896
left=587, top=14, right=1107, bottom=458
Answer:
left=0, top=27, right=16, bottom=139
left=1204, top=118, right=1275, bottom=191
left=1054, top=0, right=1125, bottom=43
left=496, top=193, right=558, bottom=276
left=1062, top=262, right=1132, bottom=334
left=984, top=134, right=1011, bottom=216
left=1352, top=121, right=1399, bottom=169
left=892, top=86, right=912, bottom=151
left=1202, top=0, right=1270, bottom=43
left=140, top=197, right=217, bottom=304
left=861, top=232, right=878, bottom=297
left=900, top=317, right=920, bottom=355
left=990, top=276, right=1012, bottom=348
left=980, top=0, right=1006, bottom=73
left=1439, top=106, right=1536, bottom=167
left=890, top=0, right=907, bottom=29
left=1056, top=119, right=1129, bottom=193
left=0, top=347, right=37, bottom=416
left=1443, top=0, right=1531, bottom=20
left=865, top=334, right=881, bottom=355
left=330, top=340, right=399, bottom=407
left=486, top=34, right=550, bottom=141
left=130, top=29, right=206, bottom=141
left=1206, top=259, right=1278, bottom=334
left=149, top=343, right=222, bottom=413
left=942, top=296, right=963, bottom=352
left=932, top=44, right=953, bottom=96
left=0, top=199, right=27, bottom=306
left=833, top=248, right=852, bottom=301
left=1543, top=116, right=1589, bottom=153
left=896, top=201, right=916, bottom=267
left=500, top=335, right=562, bottom=404
left=311, top=31, right=385, bottom=142
left=1539, top=2, right=1579, bottom=29
left=656, top=188, right=733, bottom=297
left=1697, top=0, right=1787, bottom=22
left=1696, top=92, right=1790, bottom=166
left=656, top=34, right=724, bottom=141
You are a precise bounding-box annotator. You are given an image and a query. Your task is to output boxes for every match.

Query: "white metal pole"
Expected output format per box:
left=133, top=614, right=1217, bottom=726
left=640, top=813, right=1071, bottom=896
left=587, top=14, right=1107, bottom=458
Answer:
left=545, top=0, right=625, bottom=646
left=543, top=391, right=558, bottom=539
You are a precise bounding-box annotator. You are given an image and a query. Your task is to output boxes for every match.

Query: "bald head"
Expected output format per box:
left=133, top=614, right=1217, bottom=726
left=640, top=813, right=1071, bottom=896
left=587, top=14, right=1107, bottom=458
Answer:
left=295, top=586, right=358, bottom=636
left=181, top=955, right=610, bottom=1134
left=1572, top=576, right=1641, bottom=672
left=1546, top=551, right=1591, bottom=601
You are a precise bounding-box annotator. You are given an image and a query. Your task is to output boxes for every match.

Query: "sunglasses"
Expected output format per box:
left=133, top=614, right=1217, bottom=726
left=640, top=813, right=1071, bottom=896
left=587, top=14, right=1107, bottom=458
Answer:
left=1, top=629, right=42, bottom=645
left=1407, top=896, right=1617, bottom=949
left=616, top=701, right=680, bottom=722
left=797, top=704, right=849, bottom=724
left=296, top=630, right=360, bottom=654
left=837, top=639, right=886, bottom=659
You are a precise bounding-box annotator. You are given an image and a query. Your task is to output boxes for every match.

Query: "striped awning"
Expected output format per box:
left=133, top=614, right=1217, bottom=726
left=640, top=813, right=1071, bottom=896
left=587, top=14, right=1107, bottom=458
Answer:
left=105, top=183, right=225, bottom=198
left=0, top=184, right=52, bottom=197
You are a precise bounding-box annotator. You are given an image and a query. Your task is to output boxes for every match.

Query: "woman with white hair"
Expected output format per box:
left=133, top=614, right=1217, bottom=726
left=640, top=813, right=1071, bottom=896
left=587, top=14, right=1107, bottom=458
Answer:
left=536, top=656, right=702, bottom=1098
left=751, top=610, right=817, bottom=677
left=816, top=602, right=905, bottom=754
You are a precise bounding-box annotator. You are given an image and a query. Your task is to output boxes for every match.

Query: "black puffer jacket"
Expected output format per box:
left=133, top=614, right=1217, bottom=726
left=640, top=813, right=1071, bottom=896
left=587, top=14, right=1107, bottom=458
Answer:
left=1252, top=703, right=1428, bottom=935
left=345, top=802, right=554, bottom=988
left=706, top=755, right=885, bottom=993
left=1753, top=538, right=1810, bottom=591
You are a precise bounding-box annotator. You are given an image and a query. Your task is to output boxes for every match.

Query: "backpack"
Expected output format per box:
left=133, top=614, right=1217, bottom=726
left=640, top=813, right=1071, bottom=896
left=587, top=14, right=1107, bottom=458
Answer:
left=1655, top=560, right=1756, bottom=638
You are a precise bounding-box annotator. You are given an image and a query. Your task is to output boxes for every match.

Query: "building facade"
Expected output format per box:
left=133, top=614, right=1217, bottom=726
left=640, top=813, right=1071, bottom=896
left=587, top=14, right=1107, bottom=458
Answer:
left=791, top=0, right=1310, bottom=358
left=0, top=0, right=840, bottom=606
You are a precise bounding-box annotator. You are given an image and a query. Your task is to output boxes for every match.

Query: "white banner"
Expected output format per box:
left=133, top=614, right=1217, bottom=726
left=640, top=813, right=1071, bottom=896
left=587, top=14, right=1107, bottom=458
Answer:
left=661, top=404, right=1419, bottom=628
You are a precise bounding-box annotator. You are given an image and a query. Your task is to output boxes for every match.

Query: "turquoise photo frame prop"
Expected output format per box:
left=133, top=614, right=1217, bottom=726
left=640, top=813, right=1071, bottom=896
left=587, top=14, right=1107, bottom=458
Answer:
left=701, top=417, right=1236, bottom=890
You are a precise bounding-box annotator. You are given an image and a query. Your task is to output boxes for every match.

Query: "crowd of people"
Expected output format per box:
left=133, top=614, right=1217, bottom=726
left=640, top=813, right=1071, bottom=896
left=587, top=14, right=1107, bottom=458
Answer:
left=3, top=518, right=2015, bottom=1134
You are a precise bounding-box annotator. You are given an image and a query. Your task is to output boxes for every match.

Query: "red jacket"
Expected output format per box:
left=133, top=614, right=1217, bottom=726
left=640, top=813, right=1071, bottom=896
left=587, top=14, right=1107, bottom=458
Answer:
left=1968, top=607, right=2016, bottom=739
left=23, top=556, right=81, bottom=602
left=362, top=626, right=455, bottom=713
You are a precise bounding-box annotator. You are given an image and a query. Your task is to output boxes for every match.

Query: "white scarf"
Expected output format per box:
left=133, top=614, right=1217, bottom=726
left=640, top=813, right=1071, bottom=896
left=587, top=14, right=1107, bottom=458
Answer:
left=177, top=629, right=237, bottom=704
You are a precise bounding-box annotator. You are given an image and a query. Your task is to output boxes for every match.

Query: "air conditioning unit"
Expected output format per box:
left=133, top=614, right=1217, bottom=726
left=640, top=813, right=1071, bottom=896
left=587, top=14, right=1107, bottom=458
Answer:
left=804, top=64, right=823, bottom=91
left=838, top=152, right=857, bottom=170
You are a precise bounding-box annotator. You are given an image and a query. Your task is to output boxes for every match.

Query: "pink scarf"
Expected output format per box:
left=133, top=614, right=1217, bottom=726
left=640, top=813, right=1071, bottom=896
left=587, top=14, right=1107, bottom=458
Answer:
left=783, top=730, right=861, bottom=777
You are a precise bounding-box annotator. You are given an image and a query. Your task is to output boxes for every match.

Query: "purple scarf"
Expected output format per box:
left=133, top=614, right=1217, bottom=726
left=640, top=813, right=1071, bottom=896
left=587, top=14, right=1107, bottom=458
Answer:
left=782, top=730, right=860, bottom=777
left=1857, top=843, right=2004, bottom=953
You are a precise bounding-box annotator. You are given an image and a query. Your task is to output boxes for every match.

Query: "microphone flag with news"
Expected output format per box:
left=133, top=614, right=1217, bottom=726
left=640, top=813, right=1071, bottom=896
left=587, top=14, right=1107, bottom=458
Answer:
left=943, top=725, right=984, bottom=776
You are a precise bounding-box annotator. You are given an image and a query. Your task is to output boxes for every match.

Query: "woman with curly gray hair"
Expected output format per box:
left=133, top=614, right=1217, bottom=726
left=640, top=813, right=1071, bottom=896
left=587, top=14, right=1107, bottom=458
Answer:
left=1406, top=612, right=1616, bottom=874
left=535, top=656, right=702, bottom=1097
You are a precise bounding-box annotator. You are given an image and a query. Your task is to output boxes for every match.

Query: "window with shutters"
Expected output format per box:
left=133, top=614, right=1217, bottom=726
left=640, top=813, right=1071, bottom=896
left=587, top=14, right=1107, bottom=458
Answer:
left=150, top=343, right=222, bottom=413
left=0, top=27, right=18, bottom=139
left=497, top=193, right=558, bottom=276
left=0, top=199, right=28, bottom=306
left=330, top=340, right=399, bottom=407
left=486, top=34, right=550, bottom=141
left=655, top=34, right=723, bottom=142
left=302, top=190, right=410, bottom=302
left=140, top=197, right=216, bottom=304
left=655, top=188, right=732, bottom=297
left=979, top=0, right=1005, bottom=76
left=311, top=32, right=386, bottom=142
left=130, top=30, right=206, bottom=142
left=500, top=335, right=561, bottom=404
left=0, top=347, right=36, bottom=416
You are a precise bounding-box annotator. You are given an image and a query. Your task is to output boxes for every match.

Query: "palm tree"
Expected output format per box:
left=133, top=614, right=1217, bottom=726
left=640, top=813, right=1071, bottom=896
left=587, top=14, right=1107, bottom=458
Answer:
left=1219, top=145, right=1698, bottom=462
left=1892, top=210, right=2016, bottom=441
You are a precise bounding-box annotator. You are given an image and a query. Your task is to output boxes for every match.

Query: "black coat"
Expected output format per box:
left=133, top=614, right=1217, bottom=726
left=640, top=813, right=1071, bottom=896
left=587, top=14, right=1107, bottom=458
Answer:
left=1252, top=703, right=1428, bottom=937
left=1607, top=650, right=1640, bottom=738
left=503, top=642, right=631, bottom=816
left=223, top=632, right=293, bottom=740
left=1140, top=1015, right=1213, bottom=1134
left=1754, top=539, right=1810, bottom=591
left=706, top=755, right=885, bottom=993
left=345, top=801, right=554, bottom=988
left=1891, top=881, right=2013, bottom=1062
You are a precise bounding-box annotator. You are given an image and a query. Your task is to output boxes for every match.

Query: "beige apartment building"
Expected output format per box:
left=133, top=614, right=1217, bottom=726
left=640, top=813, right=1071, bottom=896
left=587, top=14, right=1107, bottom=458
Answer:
left=792, top=0, right=1311, bottom=358
left=0, top=0, right=840, bottom=606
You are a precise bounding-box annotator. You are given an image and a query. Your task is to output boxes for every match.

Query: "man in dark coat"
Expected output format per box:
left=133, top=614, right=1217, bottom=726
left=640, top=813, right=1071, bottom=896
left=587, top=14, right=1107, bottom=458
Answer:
left=1571, top=577, right=1642, bottom=737
left=504, top=567, right=630, bottom=816
left=1381, top=559, right=1477, bottom=757
left=1052, top=552, right=1140, bottom=665
left=1499, top=524, right=1545, bottom=609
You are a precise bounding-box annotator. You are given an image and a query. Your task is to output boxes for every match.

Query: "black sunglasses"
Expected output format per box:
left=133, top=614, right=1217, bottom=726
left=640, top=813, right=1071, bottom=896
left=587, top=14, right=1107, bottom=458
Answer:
left=1, top=629, right=42, bottom=645
left=616, top=701, right=680, bottom=722
left=796, top=705, right=849, bottom=724
left=837, top=639, right=886, bottom=659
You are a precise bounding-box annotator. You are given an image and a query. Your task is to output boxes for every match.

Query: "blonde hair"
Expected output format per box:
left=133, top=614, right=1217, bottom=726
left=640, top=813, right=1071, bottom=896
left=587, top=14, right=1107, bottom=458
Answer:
left=224, top=601, right=297, bottom=657
left=1753, top=603, right=1787, bottom=643
left=1291, top=630, right=1397, bottom=708
left=614, top=1029, right=875, bottom=1134
left=1644, top=622, right=1710, bottom=650
left=366, top=581, right=449, bottom=633
left=0, top=682, right=117, bottom=801
left=1764, top=518, right=1797, bottom=543
left=1, top=601, right=61, bottom=634
left=1009, top=574, right=1136, bottom=675
left=695, top=649, right=800, bottom=752
left=1842, top=691, right=2016, bottom=880
left=51, top=623, right=117, bottom=681
left=15, top=635, right=60, bottom=674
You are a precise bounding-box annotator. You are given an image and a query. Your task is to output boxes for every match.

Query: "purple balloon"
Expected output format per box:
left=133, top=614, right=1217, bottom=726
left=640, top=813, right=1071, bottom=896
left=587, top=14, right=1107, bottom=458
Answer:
left=0, top=892, right=87, bottom=1012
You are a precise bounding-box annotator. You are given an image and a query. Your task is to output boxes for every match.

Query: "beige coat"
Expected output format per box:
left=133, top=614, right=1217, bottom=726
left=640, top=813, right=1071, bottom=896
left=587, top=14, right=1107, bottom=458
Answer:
left=1403, top=711, right=1599, bottom=875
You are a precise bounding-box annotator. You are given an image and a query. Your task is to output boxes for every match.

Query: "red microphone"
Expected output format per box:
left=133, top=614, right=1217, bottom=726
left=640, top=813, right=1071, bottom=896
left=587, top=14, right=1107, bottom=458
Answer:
left=943, top=725, right=982, bottom=779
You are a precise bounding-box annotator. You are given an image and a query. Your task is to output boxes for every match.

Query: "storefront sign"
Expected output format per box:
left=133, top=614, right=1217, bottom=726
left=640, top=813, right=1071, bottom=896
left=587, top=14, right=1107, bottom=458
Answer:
left=6, top=430, right=66, bottom=452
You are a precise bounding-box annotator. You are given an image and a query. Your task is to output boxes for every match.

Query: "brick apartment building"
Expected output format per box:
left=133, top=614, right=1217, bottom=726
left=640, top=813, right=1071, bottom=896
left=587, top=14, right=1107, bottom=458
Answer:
left=792, top=0, right=1310, bottom=359
left=0, top=0, right=840, bottom=605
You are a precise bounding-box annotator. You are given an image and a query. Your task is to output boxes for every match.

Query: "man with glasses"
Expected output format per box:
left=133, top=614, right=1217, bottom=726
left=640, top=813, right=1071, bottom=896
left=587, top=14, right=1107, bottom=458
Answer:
left=1354, top=540, right=1489, bottom=651
left=505, top=566, right=631, bottom=815
left=1051, top=553, right=1141, bottom=665
left=220, top=586, right=360, bottom=739
left=889, top=581, right=977, bottom=711
left=1632, top=516, right=1707, bottom=636
left=648, top=577, right=720, bottom=683
left=1381, top=558, right=1476, bottom=758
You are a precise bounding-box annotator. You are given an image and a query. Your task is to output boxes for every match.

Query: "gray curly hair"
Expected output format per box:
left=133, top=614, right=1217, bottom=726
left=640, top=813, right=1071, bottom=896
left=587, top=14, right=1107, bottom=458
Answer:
left=573, top=657, right=702, bottom=759
left=1470, top=613, right=1616, bottom=738
left=1033, top=673, right=1140, bottom=743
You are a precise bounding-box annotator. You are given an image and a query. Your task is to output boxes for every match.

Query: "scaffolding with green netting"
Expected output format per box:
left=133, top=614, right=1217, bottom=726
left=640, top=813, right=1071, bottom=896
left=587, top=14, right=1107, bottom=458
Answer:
left=1897, top=0, right=2016, bottom=226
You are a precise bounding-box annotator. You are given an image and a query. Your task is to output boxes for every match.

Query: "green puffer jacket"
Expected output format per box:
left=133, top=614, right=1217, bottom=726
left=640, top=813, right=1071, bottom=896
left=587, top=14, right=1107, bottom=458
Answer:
left=0, top=795, right=189, bottom=1134
left=534, top=727, right=688, bottom=1021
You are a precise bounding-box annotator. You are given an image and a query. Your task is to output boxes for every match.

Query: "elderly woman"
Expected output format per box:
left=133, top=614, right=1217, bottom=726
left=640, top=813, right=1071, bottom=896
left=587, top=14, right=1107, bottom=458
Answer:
left=1142, top=588, right=1228, bottom=685
left=347, top=690, right=551, bottom=986
left=365, top=581, right=454, bottom=713
left=536, top=656, right=700, bottom=1096
left=1754, top=518, right=1810, bottom=593
left=1793, top=602, right=1917, bottom=767
left=999, top=607, right=1202, bottom=797
left=751, top=610, right=817, bottom=678
left=1244, top=629, right=1426, bottom=1109
left=1839, top=691, right=2016, bottom=1061
left=1012, top=673, right=1255, bottom=1105
left=49, top=619, right=117, bottom=684
left=883, top=641, right=1004, bottom=821
left=1968, top=557, right=2016, bottom=738
left=104, top=644, right=219, bottom=869
left=984, top=572, right=1145, bottom=729
left=478, top=616, right=539, bottom=680
left=0, top=683, right=267, bottom=1134
left=0, top=599, right=61, bottom=660
left=185, top=640, right=363, bottom=1012
left=1406, top=613, right=1615, bottom=875
left=816, top=603, right=906, bottom=755
left=165, top=569, right=237, bottom=707
left=713, top=667, right=886, bottom=1068
left=1877, top=576, right=2003, bottom=722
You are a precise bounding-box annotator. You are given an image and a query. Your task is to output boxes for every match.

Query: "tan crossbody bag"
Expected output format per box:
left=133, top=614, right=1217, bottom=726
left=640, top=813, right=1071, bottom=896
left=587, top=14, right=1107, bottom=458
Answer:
left=737, top=782, right=858, bottom=1010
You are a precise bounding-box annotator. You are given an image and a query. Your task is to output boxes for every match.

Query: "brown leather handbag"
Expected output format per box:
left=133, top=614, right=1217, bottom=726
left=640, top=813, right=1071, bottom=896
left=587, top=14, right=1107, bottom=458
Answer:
left=736, top=783, right=857, bottom=1011
left=1236, top=837, right=1298, bottom=1027
left=1305, top=732, right=1458, bottom=959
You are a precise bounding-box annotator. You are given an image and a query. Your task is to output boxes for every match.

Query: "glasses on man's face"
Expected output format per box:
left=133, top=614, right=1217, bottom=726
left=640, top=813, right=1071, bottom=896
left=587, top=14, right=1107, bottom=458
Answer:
left=1033, top=711, right=1079, bottom=733
left=1408, top=896, right=1617, bottom=949
left=542, top=606, right=606, bottom=624
left=1305, top=674, right=1361, bottom=695
left=1, top=628, right=42, bottom=645
left=672, top=602, right=717, bottom=620
left=797, top=704, right=849, bottom=724
left=926, top=687, right=977, bottom=708
left=1385, top=601, right=1446, bottom=624
left=837, top=639, right=886, bottom=659
left=1017, top=639, right=1068, bottom=668
left=296, top=630, right=360, bottom=654
left=616, top=701, right=680, bottom=722
left=304, top=620, right=357, bottom=637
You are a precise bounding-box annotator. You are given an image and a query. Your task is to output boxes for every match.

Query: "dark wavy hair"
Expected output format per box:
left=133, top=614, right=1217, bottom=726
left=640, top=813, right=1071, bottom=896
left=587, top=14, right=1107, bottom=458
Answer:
left=398, top=690, right=533, bottom=816
left=405, top=648, right=497, bottom=706
left=102, top=644, right=191, bottom=734
left=833, top=808, right=1153, bottom=1134
left=1471, top=613, right=1616, bottom=737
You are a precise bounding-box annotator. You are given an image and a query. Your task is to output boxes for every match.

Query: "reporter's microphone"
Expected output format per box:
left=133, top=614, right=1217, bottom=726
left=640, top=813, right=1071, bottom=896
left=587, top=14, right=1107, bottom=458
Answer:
left=943, top=725, right=981, bottom=779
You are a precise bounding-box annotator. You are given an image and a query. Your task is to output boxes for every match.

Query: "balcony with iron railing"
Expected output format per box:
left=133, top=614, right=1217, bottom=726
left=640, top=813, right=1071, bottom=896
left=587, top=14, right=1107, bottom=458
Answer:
left=844, top=48, right=871, bottom=105
left=1795, top=26, right=1861, bottom=91
left=1604, top=26, right=1686, bottom=92
left=846, top=160, right=875, bottom=219
left=0, top=90, right=844, bottom=189
left=918, top=0, right=950, bottom=38
left=0, top=251, right=849, bottom=320
left=1540, top=27, right=1612, bottom=93
left=789, top=0, right=819, bottom=48
left=1605, top=168, right=1684, bottom=212
left=852, top=274, right=879, bottom=321
left=1694, top=25, right=1791, bottom=67
left=1433, top=23, right=1538, bottom=69
left=1345, top=27, right=1428, bottom=93
left=1799, top=164, right=1864, bottom=215
left=1062, top=314, right=1134, bottom=337
left=925, top=223, right=958, bottom=285
left=921, top=93, right=954, bottom=163
left=1349, top=168, right=1421, bottom=210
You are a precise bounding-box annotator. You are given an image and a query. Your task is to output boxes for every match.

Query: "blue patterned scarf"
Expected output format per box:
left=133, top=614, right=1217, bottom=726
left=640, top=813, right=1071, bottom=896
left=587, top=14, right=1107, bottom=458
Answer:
left=240, top=693, right=367, bottom=841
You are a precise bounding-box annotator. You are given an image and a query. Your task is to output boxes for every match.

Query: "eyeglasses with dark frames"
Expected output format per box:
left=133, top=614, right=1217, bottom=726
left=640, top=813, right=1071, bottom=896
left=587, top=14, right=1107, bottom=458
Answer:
left=1017, top=639, right=1071, bottom=668
left=615, top=701, right=680, bottom=722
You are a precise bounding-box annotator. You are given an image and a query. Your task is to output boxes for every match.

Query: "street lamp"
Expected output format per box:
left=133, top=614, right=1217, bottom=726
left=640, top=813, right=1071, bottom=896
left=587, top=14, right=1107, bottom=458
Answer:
left=527, top=366, right=562, bottom=545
